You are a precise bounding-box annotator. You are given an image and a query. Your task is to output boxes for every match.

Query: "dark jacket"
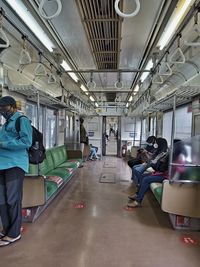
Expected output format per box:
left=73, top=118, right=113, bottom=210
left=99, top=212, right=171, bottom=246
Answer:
left=80, top=123, right=87, bottom=143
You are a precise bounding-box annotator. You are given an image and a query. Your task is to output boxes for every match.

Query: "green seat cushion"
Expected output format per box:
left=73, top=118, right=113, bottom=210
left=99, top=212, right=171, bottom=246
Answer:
left=27, top=164, right=39, bottom=175
left=60, top=146, right=68, bottom=160
left=39, top=150, right=55, bottom=175
left=45, top=180, right=58, bottom=200
left=150, top=182, right=163, bottom=204
left=58, top=162, right=78, bottom=169
left=46, top=176, right=64, bottom=187
left=50, top=146, right=67, bottom=167
left=46, top=168, right=71, bottom=181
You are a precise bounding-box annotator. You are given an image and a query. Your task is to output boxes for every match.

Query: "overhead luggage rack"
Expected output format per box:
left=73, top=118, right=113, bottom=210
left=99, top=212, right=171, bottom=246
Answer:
left=148, top=86, right=200, bottom=111
left=131, top=85, right=200, bottom=115
left=8, top=84, right=68, bottom=109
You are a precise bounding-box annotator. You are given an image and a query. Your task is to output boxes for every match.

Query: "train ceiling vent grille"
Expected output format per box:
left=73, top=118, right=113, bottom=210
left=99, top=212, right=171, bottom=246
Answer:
left=76, top=0, right=123, bottom=70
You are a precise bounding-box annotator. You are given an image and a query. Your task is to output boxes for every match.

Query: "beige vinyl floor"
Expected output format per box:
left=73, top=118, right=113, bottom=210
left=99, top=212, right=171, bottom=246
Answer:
left=0, top=156, right=200, bottom=267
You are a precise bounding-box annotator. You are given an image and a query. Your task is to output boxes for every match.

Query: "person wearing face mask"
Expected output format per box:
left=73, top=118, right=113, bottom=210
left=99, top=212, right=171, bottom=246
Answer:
left=130, top=137, right=168, bottom=196
left=0, top=96, right=32, bottom=247
left=128, top=136, right=157, bottom=171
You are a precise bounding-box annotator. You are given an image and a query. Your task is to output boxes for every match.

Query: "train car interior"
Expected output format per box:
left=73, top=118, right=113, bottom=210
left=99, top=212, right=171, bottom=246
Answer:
left=0, top=0, right=200, bottom=266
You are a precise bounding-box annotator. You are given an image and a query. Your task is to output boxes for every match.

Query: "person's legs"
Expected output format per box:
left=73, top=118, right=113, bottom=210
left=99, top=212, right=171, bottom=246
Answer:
left=80, top=143, right=84, bottom=153
left=89, top=148, right=96, bottom=159
left=135, top=175, right=164, bottom=204
left=131, top=164, right=141, bottom=181
left=0, top=170, right=9, bottom=236
left=4, top=167, right=25, bottom=238
left=132, top=164, right=146, bottom=185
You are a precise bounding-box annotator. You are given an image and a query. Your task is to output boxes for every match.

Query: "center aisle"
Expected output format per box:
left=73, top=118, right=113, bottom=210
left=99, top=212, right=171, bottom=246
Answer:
left=0, top=157, right=200, bottom=267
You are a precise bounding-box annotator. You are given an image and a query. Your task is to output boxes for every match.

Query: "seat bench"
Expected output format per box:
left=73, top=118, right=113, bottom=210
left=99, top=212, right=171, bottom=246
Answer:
left=150, top=180, right=200, bottom=230
left=22, top=145, right=83, bottom=222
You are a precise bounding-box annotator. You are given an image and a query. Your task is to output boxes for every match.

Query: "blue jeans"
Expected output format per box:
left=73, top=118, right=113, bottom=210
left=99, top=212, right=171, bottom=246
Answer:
left=132, top=164, right=147, bottom=186
left=89, top=147, right=97, bottom=158
left=0, top=167, right=25, bottom=238
left=135, top=175, right=165, bottom=203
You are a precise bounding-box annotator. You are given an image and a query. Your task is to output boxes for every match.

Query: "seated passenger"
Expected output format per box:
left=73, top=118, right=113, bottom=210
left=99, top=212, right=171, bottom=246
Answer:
left=128, top=136, right=157, bottom=169
left=127, top=153, right=169, bottom=207
left=88, top=144, right=99, bottom=160
left=131, top=137, right=168, bottom=186
left=127, top=139, right=184, bottom=208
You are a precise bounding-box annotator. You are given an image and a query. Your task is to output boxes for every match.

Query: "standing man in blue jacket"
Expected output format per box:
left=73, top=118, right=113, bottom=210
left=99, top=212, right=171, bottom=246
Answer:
left=0, top=96, right=32, bottom=247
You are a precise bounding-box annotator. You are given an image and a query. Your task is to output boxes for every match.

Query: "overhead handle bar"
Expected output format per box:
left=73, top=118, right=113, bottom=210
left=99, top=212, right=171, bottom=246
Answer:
left=184, top=23, right=200, bottom=46
left=34, top=63, right=47, bottom=76
left=159, top=62, right=172, bottom=76
left=114, top=0, right=140, bottom=18
left=115, top=72, right=124, bottom=88
left=170, top=36, right=185, bottom=64
left=48, top=73, right=56, bottom=84
left=39, top=0, right=62, bottom=20
left=152, top=71, right=163, bottom=84
left=87, top=72, right=96, bottom=89
left=19, top=49, right=31, bottom=65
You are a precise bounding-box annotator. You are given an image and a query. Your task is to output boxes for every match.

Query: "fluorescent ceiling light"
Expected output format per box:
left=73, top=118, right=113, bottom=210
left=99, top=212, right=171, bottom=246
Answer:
left=61, top=60, right=79, bottom=83
left=80, top=84, right=87, bottom=92
left=90, top=96, right=95, bottom=101
left=85, top=92, right=89, bottom=95
left=140, top=59, right=153, bottom=82
left=126, top=103, right=129, bottom=108
left=5, top=0, right=54, bottom=52
left=134, top=84, right=139, bottom=92
left=95, top=102, right=99, bottom=107
left=128, top=96, right=133, bottom=102
left=157, top=0, right=194, bottom=50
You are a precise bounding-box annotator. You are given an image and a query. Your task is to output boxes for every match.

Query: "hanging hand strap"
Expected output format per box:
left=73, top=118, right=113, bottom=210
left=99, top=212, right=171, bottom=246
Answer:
left=39, top=0, right=62, bottom=20
left=114, top=0, right=140, bottom=18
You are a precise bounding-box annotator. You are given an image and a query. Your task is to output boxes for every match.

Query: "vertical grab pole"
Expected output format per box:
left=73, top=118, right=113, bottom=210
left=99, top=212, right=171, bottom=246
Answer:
left=134, top=116, right=136, bottom=146
left=155, top=111, right=158, bottom=137
left=36, top=91, right=40, bottom=130
left=140, top=113, right=143, bottom=147
left=169, top=94, right=176, bottom=180
left=36, top=91, right=40, bottom=175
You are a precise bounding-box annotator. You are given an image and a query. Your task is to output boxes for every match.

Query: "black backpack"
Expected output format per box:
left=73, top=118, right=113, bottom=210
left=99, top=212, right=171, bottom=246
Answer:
left=15, top=115, right=46, bottom=164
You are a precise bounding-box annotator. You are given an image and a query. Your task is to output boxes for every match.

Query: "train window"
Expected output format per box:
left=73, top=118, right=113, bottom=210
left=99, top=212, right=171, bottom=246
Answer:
left=184, top=145, right=192, bottom=163
left=26, top=103, right=37, bottom=127
left=46, top=108, right=56, bottom=148
left=26, top=102, right=44, bottom=133
left=163, top=105, right=192, bottom=144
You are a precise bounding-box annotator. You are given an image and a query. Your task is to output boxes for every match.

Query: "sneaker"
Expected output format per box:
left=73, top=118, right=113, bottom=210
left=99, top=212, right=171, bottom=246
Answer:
left=128, top=193, right=137, bottom=201
left=0, top=234, right=21, bottom=247
left=127, top=200, right=140, bottom=208
left=94, top=156, right=99, bottom=159
left=0, top=232, right=5, bottom=239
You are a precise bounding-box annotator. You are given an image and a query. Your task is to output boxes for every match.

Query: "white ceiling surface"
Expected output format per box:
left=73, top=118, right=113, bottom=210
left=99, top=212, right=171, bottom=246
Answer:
left=119, top=0, right=164, bottom=69
left=38, top=0, right=96, bottom=69
left=5, top=0, right=199, bottom=114
left=39, top=0, right=164, bottom=93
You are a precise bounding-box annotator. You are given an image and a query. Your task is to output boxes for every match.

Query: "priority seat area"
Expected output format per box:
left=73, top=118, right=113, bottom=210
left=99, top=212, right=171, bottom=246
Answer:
left=150, top=179, right=200, bottom=230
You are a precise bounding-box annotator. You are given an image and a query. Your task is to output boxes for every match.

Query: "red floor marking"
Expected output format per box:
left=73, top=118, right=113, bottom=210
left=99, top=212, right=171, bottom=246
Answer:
left=21, top=226, right=27, bottom=233
left=73, top=202, right=86, bottom=209
left=180, top=235, right=199, bottom=246
left=123, top=205, right=135, bottom=211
